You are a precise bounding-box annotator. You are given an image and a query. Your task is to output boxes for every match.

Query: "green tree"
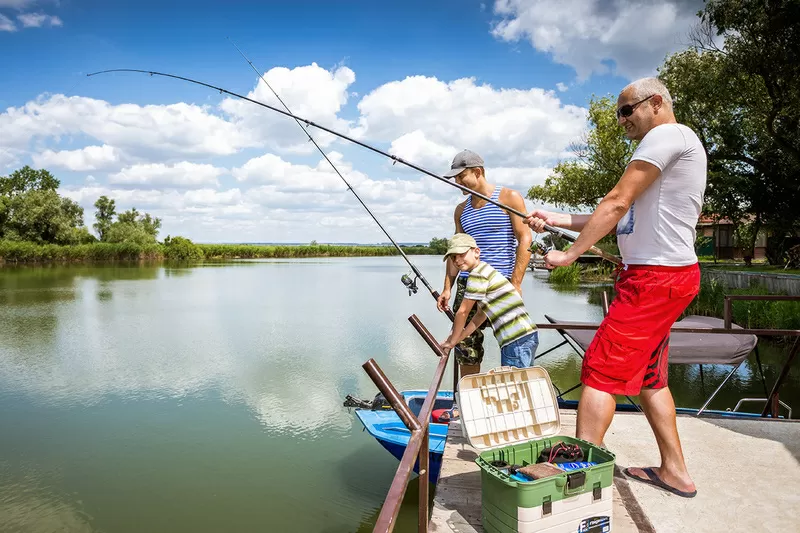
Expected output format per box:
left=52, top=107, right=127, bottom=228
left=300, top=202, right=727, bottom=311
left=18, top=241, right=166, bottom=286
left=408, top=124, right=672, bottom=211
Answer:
left=104, top=207, right=162, bottom=245
left=139, top=213, right=161, bottom=238
left=428, top=237, right=448, bottom=254
left=0, top=195, right=9, bottom=235
left=527, top=96, right=635, bottom=210
left=700, top=0, right=800, bottom=164
left=93, top=195, right=116, bottom=241
left=0, top=166, right=60, bottom=196
left=116, top=207, right=140, bottom=225
left=0, top=166, right=91, bottom=244
left=2, top=190, right=86, bottom=244
left=104, top=222, right=157, bottom=245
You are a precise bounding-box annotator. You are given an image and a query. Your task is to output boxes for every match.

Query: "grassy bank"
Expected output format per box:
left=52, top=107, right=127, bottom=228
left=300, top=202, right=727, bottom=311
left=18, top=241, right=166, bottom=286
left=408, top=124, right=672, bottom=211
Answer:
left=587, top=277, right=800, bottom=332
left=0, top=241, right=163, bottom=263
left=198, top=243, right=434, bottom=259
left=0, top=240, right=437, bottom=264
left=546, top=263, right=616, bottom=286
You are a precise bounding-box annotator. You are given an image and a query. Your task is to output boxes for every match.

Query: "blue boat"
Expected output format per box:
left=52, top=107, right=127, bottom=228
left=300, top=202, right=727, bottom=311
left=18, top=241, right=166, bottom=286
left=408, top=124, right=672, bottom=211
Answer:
left=350, top=390, right=455, bottom=484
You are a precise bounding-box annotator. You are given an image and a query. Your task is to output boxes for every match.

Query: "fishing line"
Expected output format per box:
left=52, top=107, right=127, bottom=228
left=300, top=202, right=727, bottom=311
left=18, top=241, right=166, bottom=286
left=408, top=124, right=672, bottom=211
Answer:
left=225, top=39, right=457, bottom=320
left=84, top=68, right=621, bottom=266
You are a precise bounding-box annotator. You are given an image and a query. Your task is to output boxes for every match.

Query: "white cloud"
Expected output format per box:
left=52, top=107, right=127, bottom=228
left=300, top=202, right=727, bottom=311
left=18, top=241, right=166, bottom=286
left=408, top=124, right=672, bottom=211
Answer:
left=108, top=162, right=226, bottom=188
left=61, top=185, right=252, bottom=220
left=556, top=82, right=568, bottom=92
left=352, top=75, right=586, bottom=169
left=0, top=13, right=15, bottom=31
left=220, top=63, right=356, bottom=154
left=0, top=147, right=18, bottom=168
left=183, top=188, right=242, bottom=207
left=32, top=144, right=120, bottom=171
left=0, top=0, right=37, bottom=7
left=0, top=94, right=261, bottom=161
left=386, top=131, right=459, bottom=171
left=2, top=64, right=356, bottom=166
left=60, top=185, right=179, bottom=211
left=491, top=0, right=702, bottom=80
left=17, top=12, right=62, bottom=27
left=232, top=151, right=368, bottom=193
left=491, top=166, right=551, bottom=192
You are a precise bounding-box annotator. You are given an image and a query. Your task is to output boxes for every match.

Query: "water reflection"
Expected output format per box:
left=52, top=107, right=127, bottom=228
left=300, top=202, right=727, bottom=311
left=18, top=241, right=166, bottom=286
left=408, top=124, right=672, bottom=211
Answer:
left=0, top=463, right=94, bottom=533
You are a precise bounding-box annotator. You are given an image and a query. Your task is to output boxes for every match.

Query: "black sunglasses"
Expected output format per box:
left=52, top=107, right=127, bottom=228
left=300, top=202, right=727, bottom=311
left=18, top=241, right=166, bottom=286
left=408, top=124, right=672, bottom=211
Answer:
left=616, top=94, right=655, bottom=119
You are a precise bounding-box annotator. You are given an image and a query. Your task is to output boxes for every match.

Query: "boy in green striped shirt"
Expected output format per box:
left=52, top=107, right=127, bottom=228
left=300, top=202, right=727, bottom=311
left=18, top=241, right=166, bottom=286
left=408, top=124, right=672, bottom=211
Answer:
left=440, top=233, right=538, bottom=369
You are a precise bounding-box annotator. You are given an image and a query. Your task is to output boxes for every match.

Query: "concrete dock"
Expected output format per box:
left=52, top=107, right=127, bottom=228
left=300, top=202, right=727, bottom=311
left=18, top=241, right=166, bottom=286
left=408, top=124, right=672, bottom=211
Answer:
left=429, top=410, right=800, bottom=532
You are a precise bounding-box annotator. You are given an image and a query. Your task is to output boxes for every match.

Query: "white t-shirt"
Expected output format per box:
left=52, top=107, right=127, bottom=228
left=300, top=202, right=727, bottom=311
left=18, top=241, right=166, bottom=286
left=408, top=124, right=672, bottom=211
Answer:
left=616, top=123, right=707, bottom=266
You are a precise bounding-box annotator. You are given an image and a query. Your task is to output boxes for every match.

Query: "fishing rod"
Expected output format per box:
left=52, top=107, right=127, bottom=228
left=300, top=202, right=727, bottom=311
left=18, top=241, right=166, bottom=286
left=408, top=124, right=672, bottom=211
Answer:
left=222, top=40, right=455, bottom=318
left=85, top=68, right=621, bottom=267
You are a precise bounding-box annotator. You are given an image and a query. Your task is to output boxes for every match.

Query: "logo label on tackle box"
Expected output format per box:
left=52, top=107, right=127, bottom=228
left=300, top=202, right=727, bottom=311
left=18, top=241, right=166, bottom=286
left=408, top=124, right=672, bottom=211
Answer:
left=578, top=516, right=610, bottom=532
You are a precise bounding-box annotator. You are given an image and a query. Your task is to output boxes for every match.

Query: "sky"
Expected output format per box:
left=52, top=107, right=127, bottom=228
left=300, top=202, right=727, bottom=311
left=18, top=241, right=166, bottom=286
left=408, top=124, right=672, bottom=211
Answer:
left=0, top=0, right=706, bottom=244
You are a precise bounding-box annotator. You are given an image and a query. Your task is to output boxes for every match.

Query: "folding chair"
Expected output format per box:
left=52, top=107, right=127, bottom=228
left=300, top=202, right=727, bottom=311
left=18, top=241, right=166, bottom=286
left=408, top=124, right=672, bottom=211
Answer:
left=536, top=314, right=764, bottom=416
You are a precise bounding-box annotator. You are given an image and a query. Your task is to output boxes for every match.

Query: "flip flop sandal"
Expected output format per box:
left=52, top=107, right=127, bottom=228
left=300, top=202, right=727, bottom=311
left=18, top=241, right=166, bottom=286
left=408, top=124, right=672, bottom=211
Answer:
left=623, top=467, right=697, bottom=498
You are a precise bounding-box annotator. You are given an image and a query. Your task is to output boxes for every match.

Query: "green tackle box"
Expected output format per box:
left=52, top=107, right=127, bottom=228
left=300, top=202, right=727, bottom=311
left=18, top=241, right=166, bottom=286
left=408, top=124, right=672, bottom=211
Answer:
left=456, top=366, right=616, bottom=532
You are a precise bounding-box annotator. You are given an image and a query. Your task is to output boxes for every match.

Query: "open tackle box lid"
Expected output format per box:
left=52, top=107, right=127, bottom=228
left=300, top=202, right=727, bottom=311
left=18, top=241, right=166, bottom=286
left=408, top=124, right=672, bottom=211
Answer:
left=455, top=366, right=561, bottom=452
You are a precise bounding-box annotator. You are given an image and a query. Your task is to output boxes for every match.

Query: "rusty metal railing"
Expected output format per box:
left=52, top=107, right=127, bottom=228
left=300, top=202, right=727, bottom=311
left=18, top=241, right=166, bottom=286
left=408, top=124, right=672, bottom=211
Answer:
left=365, top=314, right=449, bottom=533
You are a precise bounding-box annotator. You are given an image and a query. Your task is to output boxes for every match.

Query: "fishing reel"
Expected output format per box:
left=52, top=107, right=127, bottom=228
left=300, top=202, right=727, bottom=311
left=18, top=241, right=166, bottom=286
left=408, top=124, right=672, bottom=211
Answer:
left=531, top=240, right=554, bottom=256
left=401, top=273, right=419, bottom=296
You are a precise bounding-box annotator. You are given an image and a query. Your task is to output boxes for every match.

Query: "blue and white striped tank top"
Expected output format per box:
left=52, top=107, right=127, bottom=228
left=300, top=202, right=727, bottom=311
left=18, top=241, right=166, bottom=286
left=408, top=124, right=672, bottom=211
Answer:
left=459, top=186, right=516, bottom=279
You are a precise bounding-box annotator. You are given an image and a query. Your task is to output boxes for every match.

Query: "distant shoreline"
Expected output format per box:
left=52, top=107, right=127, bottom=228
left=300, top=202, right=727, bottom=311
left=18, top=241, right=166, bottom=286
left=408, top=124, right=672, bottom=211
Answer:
left=0, top=241, right=441, bottom=265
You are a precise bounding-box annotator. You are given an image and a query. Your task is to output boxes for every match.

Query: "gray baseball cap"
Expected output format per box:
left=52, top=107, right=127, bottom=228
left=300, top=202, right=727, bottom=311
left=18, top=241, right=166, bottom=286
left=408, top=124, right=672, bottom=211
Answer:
left=443, top=149, right=484, bottom=178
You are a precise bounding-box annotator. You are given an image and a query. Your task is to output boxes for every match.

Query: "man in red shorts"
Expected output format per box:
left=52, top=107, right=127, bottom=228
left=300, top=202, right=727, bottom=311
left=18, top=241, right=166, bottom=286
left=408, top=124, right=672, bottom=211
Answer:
left=526, top=77, right=706, bottom=498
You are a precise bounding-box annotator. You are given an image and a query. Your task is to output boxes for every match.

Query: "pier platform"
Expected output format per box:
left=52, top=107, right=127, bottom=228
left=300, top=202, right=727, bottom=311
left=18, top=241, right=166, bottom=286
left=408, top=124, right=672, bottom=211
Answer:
left=430, top=409, right=800, bottom=532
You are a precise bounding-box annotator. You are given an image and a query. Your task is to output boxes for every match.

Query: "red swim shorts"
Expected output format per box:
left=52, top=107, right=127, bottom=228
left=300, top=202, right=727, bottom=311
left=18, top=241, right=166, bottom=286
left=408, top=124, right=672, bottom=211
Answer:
left=580, top=263, right=700, bottom=396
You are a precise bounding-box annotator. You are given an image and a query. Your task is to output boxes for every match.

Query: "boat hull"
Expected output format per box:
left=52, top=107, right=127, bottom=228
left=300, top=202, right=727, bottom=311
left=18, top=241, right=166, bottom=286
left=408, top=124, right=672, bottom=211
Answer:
left=353, top=390, right=453, bottom=484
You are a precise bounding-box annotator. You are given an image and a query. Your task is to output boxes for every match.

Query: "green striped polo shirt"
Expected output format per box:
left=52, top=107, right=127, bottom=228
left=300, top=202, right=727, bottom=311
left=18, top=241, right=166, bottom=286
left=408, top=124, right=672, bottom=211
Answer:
left=463, top=261, right=536, bottom=348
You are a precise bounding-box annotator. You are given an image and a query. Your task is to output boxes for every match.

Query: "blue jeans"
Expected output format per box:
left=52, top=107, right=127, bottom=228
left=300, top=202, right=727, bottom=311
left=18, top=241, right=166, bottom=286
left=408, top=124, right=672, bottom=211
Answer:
left=500, top=331, right=539, bottom=368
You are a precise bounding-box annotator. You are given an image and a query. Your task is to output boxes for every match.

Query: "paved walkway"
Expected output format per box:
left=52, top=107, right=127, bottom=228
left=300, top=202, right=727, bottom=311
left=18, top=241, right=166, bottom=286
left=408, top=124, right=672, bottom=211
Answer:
left=430, top=410, right=800, bottom=532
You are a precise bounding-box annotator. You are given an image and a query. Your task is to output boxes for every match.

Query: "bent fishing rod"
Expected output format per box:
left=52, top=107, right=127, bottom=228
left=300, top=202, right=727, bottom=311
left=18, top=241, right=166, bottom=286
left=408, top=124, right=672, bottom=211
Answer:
left=85, top=68, right=621, bottom=267
left=222, top=41, right=454, bottom=319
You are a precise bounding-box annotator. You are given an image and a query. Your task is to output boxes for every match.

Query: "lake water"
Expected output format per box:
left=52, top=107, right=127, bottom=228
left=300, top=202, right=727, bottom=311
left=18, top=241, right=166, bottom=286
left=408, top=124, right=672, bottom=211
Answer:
left=0, top=257, right=797, bottom=533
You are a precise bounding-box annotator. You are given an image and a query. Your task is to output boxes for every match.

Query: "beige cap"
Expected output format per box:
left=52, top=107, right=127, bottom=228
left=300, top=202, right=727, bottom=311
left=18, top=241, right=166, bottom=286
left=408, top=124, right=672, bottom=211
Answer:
left=443, top=233, right=477, bottom=261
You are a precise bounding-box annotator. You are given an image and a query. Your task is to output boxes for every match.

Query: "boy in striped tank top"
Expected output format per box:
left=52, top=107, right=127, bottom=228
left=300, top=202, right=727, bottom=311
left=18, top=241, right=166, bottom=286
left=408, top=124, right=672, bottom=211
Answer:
left=440, top=233, right=539, bottom=369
